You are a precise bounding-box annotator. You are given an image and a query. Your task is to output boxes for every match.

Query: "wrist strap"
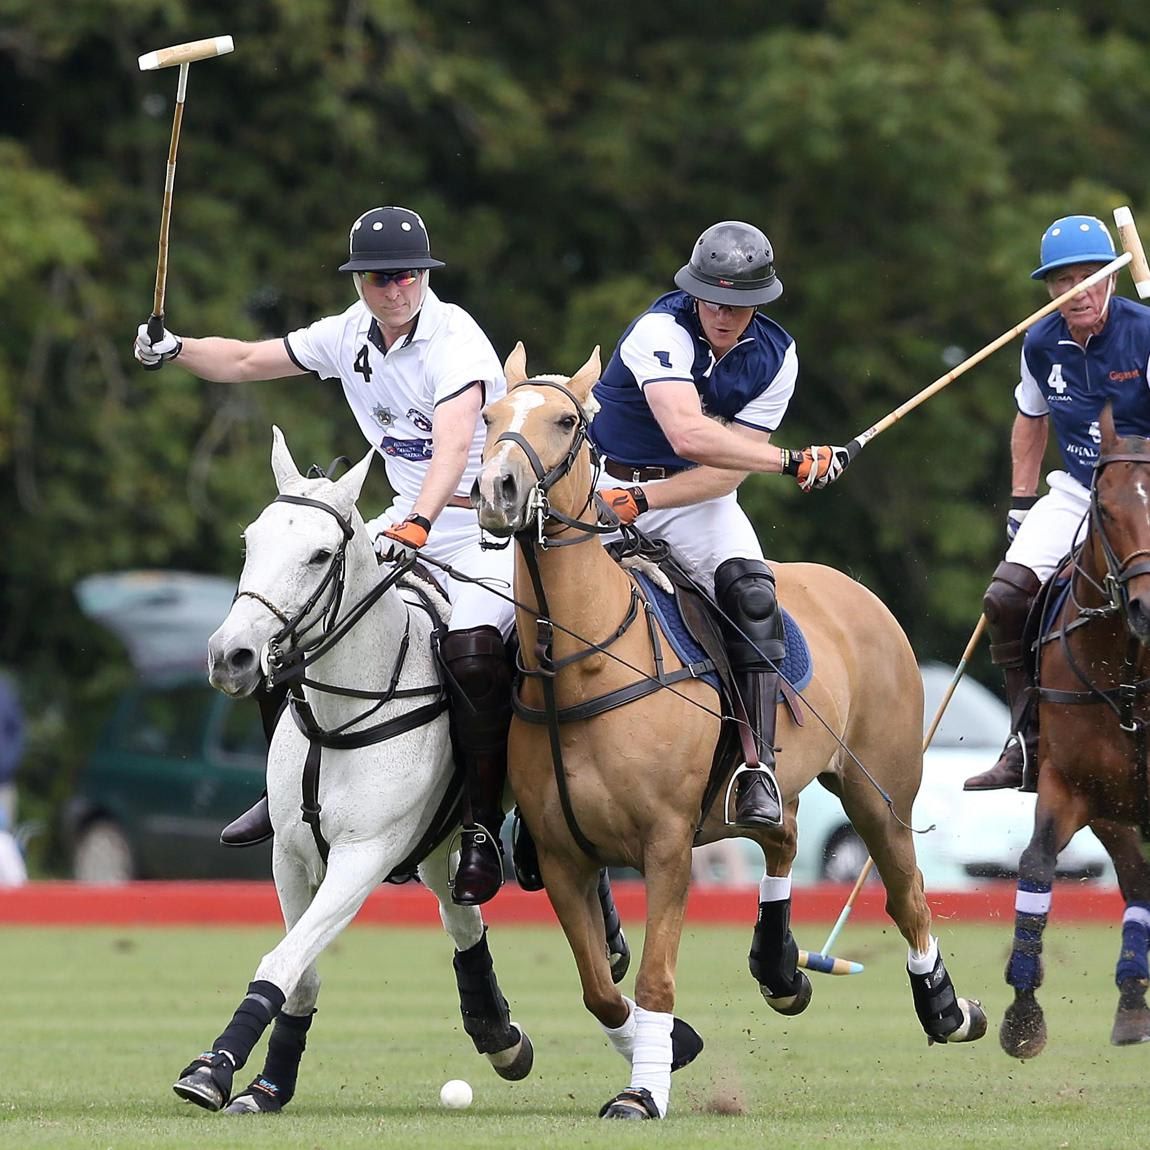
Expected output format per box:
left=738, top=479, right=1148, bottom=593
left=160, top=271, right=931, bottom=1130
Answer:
left=780, top=448, right=801, bottom=477
left=405, top=514, right=432, bottom=532
left=1009, top=495, right=1039, bottom=511
left=628, top=486, right=649, bottom=515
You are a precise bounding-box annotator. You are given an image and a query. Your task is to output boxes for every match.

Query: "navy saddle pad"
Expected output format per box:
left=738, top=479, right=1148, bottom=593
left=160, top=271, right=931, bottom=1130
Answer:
left=631, top=570, right=813, bottom=698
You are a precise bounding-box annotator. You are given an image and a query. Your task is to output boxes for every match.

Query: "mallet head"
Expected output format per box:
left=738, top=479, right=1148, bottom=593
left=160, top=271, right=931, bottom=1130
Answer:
left=138, top=36, right=234, bottom=72
left=1113, top=206, right=1150, bottom=300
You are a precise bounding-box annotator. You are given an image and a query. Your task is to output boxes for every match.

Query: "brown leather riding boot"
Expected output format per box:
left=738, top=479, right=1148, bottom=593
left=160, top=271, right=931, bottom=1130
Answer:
left=733, top=670, right=783, bottom=827
left=963, top=562, right=1041, bottom=793
left=219, top=682, right=287, bottom=847
left=440, top=626, right=512, bottom=906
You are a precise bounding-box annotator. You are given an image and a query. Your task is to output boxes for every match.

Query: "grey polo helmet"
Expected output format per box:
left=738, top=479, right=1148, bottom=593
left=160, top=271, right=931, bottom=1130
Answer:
left=338, top=206, right=445, bottom=272
left=674, top=220, right=782, bottom=306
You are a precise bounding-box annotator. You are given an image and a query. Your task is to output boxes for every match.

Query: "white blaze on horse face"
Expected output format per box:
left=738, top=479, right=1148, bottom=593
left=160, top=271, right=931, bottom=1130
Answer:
left=478, top=389, right=548, bottom=508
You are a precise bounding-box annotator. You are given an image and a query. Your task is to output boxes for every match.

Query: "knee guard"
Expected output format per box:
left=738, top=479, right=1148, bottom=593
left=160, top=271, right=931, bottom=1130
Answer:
left=983, top=561, right=1041, bottom=669
left=439, top=625, right=513, bottom=754
left=715, top=557, right=785, bottom=668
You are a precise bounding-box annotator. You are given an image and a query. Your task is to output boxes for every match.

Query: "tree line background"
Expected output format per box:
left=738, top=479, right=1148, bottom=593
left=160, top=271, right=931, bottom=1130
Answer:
left=3, top=0, right=1150, bottom=869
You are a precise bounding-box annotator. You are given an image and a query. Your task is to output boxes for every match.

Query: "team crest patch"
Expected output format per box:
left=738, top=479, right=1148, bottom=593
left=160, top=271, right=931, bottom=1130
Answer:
left=373, top=405, right=395, bottom=428
left=407, top=408, right=433, bottom=433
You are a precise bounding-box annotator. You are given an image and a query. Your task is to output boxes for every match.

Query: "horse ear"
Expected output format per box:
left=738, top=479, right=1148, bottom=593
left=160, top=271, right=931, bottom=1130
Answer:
left=1099, top=401, right=1118, bottom=449
left=335, top=446, right=374, bottom=507
left=566, top=346, right=602, bottom=405
left=270, top=425, right=303, bottom=491
left=505, top=341, right=528, bottom=387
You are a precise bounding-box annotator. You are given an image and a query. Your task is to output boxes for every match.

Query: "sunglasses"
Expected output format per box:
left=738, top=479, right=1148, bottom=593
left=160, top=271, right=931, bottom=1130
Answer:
left=361, top=269, right=421, bottom=288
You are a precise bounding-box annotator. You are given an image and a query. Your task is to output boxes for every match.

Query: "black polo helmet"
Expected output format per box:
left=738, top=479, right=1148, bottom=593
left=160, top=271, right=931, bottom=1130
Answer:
left=338, top=206, right=445, bottom=272
left=674, top=220, right=782, bottom=306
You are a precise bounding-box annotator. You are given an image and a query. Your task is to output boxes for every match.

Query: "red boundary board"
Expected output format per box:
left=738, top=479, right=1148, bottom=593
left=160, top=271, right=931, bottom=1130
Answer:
left=0, top=880, right=1124, bottom=927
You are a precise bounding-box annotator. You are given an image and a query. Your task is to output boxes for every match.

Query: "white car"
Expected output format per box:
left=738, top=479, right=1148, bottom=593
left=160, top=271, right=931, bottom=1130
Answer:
left=690, top=664, right=1115, bottom=888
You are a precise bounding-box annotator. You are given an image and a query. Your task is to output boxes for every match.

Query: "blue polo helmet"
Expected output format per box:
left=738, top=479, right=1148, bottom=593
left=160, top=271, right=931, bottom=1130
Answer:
left=1031, top=215, right=1116, bottom=280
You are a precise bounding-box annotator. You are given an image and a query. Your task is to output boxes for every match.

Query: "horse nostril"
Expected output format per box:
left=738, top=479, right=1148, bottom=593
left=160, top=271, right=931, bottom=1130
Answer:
left=228, top=648, right=256, bottom=672
left=499, top=473, right=518, bottom=505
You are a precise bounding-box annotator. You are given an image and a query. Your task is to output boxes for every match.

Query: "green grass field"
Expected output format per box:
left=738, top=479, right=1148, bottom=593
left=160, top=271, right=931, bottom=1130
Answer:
left=2, top=918, right=1146, bottom=1149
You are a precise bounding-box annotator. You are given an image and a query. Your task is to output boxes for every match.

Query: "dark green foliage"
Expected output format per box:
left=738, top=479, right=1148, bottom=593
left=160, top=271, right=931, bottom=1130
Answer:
left=4, top=0, right=1150, bottom=867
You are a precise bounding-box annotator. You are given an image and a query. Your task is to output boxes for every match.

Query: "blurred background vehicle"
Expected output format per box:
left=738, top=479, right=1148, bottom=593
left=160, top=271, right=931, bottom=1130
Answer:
left=788, top=662, right=1115, bottom=888
left=62, top=571, right=271, bottom=882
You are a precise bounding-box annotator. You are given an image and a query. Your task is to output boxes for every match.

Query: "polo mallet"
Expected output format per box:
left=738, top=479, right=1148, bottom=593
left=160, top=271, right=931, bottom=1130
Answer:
left=815, top=613, right=989, bottom=960
left=1113, top=206, right=1150, bottom=299
left=138, top=36, right=235, bottom=366
left=839, top=250, right=1132, bottom=461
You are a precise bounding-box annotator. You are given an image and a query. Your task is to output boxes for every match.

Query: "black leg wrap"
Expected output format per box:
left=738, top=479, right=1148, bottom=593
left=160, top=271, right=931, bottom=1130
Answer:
left=748, top=898, right=803, bottom=998
left=909, top=954, right=964, bottom=1042
left=211, top=980, right=286, bottom=1071
left=453, top=929, right=515, bottom=1054
left=597, top=870, right=631, bottom=983
left=249, top=1009, right=313, bottom=1108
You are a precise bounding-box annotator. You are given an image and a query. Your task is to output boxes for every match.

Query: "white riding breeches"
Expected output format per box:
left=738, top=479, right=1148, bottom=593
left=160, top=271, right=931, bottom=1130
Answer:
left=1004, top=470, right=1090, bottom=582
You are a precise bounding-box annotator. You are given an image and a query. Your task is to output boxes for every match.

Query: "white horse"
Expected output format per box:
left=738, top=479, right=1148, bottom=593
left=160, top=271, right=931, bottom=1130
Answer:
left=172, top=427, right=532, bottom=1114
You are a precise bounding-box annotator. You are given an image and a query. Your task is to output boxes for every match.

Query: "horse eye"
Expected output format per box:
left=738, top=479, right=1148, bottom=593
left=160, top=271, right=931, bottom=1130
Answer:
left=309, top=548, right=333, bottom=566
left=558, top=413, right=578, bottom=431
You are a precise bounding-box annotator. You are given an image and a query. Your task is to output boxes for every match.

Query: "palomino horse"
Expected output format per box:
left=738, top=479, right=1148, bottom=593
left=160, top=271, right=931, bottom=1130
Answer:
left=474, top=345, right=986, bottom=1119
left=172, top=427, right=532, bottom=1114
left=1001, top=406, right=1150, bottom=1058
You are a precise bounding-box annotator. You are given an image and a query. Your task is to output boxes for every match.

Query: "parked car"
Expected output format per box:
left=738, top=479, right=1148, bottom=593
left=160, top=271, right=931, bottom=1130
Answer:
left=63, top=678, right=270, bottom=881
left=787, top=662, right=1115, bottom=887
left=64, top=570, right=272, bottom=882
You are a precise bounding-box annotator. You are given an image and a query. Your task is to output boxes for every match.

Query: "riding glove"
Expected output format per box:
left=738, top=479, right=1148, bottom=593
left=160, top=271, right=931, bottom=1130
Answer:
left=134, top=322, right=183, bottom=367
left=597, top=486, right=648, bottom=526
left=1006, top=495, right=1038, bottom=543
left=374, top=514, right=430, bottom=562
left=782, top=445, right=852, bottom=492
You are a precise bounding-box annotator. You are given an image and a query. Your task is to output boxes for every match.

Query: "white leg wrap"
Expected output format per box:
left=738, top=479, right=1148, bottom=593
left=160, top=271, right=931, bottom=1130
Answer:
left=759, top=873, right=792, bottom=902
left=629, top=1006, right=673, bottom=1118
left=599, top=996, right=637, bottom=1063
left=907, top=935, right=939, bottom=976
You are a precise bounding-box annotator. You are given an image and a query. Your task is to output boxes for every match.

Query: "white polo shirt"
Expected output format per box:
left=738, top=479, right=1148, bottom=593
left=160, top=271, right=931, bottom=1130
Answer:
left=285, top=288, right=504, bottom=503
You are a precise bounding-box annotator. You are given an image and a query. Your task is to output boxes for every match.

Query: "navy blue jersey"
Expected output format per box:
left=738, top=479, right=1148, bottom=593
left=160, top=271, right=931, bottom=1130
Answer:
left=588, top=291, right=796, bottom=471
left=1018, top=296, right=1150, bottom=487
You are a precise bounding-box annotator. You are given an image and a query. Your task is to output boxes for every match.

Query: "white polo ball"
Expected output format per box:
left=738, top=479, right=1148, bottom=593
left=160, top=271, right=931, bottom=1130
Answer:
left=439, top=1078, right=473, bottom=1109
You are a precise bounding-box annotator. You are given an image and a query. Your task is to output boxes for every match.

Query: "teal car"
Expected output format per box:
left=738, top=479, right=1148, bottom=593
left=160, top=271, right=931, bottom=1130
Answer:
left=64, top=570, right=272, bottom=882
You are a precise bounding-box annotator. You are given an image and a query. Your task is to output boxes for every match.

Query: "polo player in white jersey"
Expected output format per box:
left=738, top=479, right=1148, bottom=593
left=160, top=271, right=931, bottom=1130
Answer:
left=134, top=206, right=513, bottom=905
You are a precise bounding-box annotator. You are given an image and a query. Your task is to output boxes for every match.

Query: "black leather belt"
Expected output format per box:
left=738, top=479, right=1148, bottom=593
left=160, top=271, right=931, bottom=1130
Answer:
left=602, top=459, right=686, bottom=483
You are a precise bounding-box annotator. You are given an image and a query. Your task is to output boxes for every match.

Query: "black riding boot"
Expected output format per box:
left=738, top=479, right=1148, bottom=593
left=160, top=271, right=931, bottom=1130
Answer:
left=732, top=669, right=784, bottom=827
left=440, top=625, right=512, bottom=906
left=220, top=682, right=287, bottom=847
left=964, top=561, right=1041, bottom=793
left=716, top=558, right=785, bottom=828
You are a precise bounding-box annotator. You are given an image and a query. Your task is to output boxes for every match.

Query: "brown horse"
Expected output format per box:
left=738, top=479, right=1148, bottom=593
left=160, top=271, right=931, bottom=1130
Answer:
left=1001, top=405, right=1150, bottom=1058
left=474, top=344, right=986, bottom=1119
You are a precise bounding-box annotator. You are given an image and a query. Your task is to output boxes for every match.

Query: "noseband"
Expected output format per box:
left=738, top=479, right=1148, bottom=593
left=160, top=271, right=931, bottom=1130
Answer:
left=487, top=379, right=614, bottom=549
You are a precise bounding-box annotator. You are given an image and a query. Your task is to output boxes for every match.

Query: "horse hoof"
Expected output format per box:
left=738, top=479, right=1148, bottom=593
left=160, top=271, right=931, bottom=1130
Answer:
left=598, top=1087, right=660, bottom=1120
left=222, top=1094, right=266, bottom=1115
left=173, top=1068, right=229, bottom=1112
left=942, top=998, right=988, bottom=1044
left=762, top=970, right=813, bottom=1016
left=223, top=1080, right=284, bottom=1115
left=1000, top=993, right=1047, bottom=1060
left=670, top=1017, right=704, bottom=1071
left=487, top=1023, right=534, bottom=1081
left=608, top=931, right=631, bottom=984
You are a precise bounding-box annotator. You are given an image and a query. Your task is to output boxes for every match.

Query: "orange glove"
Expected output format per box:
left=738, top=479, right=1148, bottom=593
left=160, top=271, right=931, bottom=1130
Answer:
left=781, top=445, right=852, bottom=493
left=376, top=514, right=430, bottom=561
left=597, top=486, right=649, bottom=526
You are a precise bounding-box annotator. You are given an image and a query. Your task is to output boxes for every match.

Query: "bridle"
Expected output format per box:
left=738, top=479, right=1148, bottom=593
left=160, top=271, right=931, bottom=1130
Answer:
left=1080, top=451, right=1150, bottom=623
left=233, top=491, right=451, bottom=864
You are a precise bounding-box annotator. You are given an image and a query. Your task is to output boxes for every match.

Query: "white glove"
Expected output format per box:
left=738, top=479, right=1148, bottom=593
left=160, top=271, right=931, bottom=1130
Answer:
left=134, top=322, right=183, bottom=367
left=1007, top=495, right=1038, bottom=543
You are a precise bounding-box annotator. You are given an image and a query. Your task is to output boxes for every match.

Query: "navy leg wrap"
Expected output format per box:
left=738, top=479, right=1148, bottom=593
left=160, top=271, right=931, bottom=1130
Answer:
left=453, top=930, right=513, bottom=1054
left=748, top=898, right=802, bottom=997
left=1117, top=902, right=1150, bottom=987
left=212, top=980, right=286, bottom=1070
left=1006, top=913, right=1047, bottom=991
left=249, top=1009, right=314, bottom=1107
